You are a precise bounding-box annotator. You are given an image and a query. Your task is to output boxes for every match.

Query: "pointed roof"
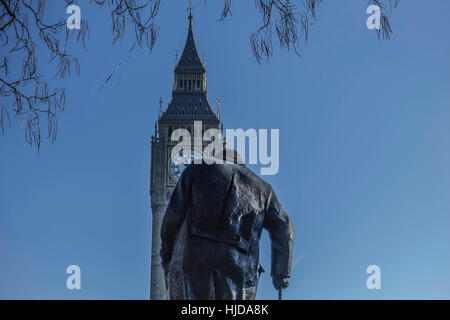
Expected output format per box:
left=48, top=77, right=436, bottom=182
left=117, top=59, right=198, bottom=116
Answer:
left=175, top=16, right=205, bottom=73
left=159, top=92, right=219, bottom=124
left=159, top=10, right=219, bottom=125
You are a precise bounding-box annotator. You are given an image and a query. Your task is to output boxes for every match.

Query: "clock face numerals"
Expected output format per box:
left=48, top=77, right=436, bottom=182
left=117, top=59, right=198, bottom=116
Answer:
left=169, top=149, right=203, bottom=182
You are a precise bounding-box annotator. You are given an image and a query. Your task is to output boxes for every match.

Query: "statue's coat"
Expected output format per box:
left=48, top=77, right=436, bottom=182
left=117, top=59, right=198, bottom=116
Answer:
left=160, top=163, right=294, bottom=300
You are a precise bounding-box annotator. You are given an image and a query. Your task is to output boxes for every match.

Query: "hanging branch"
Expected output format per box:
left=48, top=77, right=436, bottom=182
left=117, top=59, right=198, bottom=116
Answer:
left=218, top=0, right=400, bottom=64
left=1, top=0, right=399, bottom=152
left=0, top=0, right=160, bottom=152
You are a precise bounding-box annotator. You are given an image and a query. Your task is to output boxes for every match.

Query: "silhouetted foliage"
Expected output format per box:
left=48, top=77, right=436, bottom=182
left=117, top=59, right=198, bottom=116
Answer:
left=216, top=0, right=400, bottom=64
left=0, top=0, right=159, bottom=152
left=0, top=0, right=399, bottom=152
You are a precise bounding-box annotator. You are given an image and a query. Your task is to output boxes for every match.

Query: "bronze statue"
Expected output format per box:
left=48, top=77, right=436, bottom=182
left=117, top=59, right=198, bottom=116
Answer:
left=160, top=150, right=294, bottom=299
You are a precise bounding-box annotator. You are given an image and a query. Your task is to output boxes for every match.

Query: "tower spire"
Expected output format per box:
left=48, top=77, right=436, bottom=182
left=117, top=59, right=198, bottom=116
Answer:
left=150, top=4, right=222, bottom=300
left=188, top=0, right=194, bottom=23
left=174, top=1, right=205, bottom=74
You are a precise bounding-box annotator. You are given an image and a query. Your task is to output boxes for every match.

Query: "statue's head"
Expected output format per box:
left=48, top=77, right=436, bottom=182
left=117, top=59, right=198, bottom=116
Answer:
left=214, top=148, right=244, bottom=165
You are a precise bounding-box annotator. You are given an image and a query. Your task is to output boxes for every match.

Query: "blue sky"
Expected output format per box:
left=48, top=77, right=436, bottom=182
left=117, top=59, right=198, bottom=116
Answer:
left=1, top=0, right=450, bottom=299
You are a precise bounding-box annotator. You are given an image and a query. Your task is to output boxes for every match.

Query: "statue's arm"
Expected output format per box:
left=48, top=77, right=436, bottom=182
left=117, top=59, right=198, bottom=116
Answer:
left=160, top=167, right=192, bottom=271
left=263, top=188, right=294, bottom=279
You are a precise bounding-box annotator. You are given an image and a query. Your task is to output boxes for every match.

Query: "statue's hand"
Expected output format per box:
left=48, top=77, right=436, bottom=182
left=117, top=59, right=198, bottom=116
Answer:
left=272, top=276, right=289, bottom=290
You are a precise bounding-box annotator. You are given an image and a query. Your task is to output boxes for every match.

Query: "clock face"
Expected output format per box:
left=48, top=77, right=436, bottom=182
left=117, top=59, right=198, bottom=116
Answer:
left=168, top=149, right=203, bottom=182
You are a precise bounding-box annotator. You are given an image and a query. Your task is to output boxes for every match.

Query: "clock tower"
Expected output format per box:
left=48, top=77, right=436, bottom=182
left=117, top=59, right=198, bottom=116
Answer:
left=149, top=9, right=221, bottom=299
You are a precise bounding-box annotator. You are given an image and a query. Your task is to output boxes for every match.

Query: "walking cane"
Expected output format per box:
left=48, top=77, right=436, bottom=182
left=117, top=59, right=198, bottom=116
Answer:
left=278, top=288, right=282, bottom=300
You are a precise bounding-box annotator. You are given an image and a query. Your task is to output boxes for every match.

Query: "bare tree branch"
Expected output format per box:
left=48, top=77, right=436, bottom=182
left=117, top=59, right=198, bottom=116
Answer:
left=0, top=0, right=398, bottom=152
left=217, top=0, right=400, bottom=64
left=0, top=0, right=160, bottom=152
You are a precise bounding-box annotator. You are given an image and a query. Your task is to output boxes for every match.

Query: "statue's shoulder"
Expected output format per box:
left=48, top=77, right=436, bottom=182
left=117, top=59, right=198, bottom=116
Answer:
left=234, top=165, right=272, bottom=192
left=186, top=163, right=232, bottom=180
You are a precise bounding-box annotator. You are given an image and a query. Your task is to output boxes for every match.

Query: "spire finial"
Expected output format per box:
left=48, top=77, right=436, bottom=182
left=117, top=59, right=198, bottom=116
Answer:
left=188, top=0, right=194, bottom=22
left=216, top=97, right=221, bottom=119
left=158, top=97, right=163, bottom=119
